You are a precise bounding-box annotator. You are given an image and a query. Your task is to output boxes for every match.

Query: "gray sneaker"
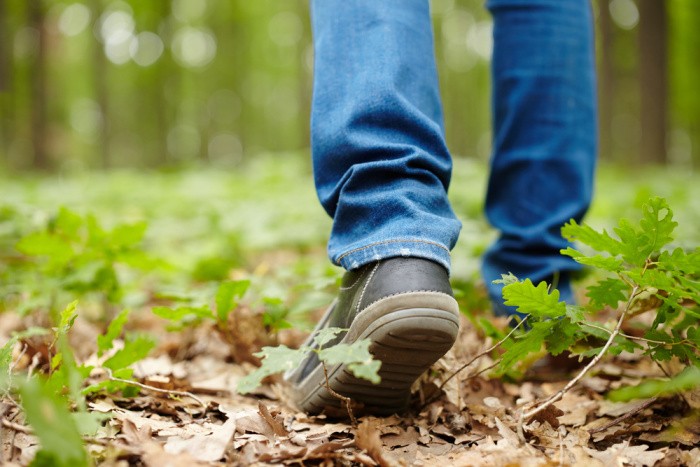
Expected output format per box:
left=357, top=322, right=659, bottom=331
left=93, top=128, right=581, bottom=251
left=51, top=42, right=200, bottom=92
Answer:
left=285, top=257, right=460, bottom=415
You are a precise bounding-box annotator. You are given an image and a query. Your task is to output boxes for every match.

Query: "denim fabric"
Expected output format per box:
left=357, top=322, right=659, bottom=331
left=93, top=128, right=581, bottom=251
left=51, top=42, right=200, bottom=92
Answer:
left=483, top=0, right=597, bottom=310
left=310, top=0, right=596, bottom=308
left=310, top=0, right=461, bottom=272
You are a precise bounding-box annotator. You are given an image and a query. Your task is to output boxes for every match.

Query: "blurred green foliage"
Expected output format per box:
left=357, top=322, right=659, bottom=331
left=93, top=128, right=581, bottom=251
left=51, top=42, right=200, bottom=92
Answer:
left=0, top=0, right=697, bottom=171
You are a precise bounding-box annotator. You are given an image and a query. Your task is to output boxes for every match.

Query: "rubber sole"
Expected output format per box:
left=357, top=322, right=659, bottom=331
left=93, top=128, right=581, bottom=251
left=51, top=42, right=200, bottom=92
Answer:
left=291, top=294, right=459, bottom=415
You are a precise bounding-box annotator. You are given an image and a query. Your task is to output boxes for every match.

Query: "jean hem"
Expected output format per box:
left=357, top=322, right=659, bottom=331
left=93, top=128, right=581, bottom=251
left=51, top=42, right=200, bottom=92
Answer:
left=334, top=239, right=452, bottom=274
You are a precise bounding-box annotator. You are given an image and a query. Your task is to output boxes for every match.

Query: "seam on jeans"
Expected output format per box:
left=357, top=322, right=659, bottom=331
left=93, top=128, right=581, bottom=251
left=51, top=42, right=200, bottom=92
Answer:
left=356, top=262, right=380, bottom=314
left=336, top=239, right=450, bottom=263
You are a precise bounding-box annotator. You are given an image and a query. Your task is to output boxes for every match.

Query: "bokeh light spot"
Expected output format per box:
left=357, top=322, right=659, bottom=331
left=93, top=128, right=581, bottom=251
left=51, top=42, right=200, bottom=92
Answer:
left=610, top=0, right=639, bottom=30
left=58, top=3, right=92, bottom=37
left=130, top=31, right=164, bottom=67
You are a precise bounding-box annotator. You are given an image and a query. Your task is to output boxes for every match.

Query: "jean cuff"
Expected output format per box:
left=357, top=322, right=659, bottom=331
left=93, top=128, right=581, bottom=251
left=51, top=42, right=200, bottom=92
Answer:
left=334, top=239, right=452, bottom=274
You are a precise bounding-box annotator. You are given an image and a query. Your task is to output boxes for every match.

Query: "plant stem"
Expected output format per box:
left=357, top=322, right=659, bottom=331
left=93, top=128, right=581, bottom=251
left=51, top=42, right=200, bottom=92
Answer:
left=321, top=362, right=356, bottom=426
left=653, top=360, right=691, bottom=409
left=103, top=368, right=207, bottom=409
left=0, top=418, right=111, bottom=446
left=588, top=397, right=657, bottom=434
left=581, top=322, right=693, bottom=347
left=520, top=285, right=639, bottom=422
left=439, top=316, right=527, bottom=392
left=423, top=316, right=527, bottom=408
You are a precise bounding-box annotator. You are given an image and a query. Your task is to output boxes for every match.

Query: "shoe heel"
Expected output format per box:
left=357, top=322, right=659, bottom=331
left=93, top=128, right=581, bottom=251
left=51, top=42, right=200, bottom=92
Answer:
left=328, top=308, right=459, bottom=414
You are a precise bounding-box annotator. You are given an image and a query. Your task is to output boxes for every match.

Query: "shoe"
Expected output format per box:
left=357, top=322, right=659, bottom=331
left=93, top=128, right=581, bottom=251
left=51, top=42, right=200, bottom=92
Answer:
left=285, top=257, right=460, bottom=415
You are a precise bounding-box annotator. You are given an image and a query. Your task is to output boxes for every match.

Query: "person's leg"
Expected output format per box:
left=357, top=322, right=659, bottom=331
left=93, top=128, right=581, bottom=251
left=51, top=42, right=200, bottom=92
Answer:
left=310, top=0, right=461, bottom=273
left=288, top=0, right=461, bottom=415
left=482, top=0, right=597, bottom=313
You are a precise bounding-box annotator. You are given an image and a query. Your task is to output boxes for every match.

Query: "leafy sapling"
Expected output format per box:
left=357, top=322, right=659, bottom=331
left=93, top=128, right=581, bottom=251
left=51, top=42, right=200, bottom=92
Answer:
left=493, top=197, right=700, bottom=417
left=13, top=207, right=157, bottom=316
left=237, top=327, right=381, bottom=420
left=84, top=308, right=156, bottom=396
left=8, top=301, right=110, bottom=466
left=0, top=327, right=49, bottom=393
left=20, top=377, right=91, bottom=467
left=153, top=279, right=251, bottom=331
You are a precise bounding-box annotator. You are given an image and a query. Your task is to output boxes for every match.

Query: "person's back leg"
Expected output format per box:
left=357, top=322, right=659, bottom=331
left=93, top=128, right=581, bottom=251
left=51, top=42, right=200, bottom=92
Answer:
left=482, top=0, right=598, bottom=314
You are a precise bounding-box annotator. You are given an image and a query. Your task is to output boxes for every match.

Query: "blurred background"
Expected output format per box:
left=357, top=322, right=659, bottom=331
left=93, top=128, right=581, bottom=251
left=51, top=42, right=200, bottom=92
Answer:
left=0, top=0, right=698, bottom=172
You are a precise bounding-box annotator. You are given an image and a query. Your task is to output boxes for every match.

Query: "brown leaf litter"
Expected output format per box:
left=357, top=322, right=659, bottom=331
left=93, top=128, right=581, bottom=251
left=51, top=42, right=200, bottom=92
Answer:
left=2, top=310, right=700, bottom=466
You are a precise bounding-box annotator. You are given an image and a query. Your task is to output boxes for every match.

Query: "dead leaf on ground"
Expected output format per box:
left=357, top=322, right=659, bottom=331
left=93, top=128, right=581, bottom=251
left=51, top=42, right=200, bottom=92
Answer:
left=584, top=441, right=667, bottom=467
left=639, top=410, right=700, bottom=446
left=163, top=418, right=236, bottom=462
left=257, top=402, right=288, bottom=437
left=356, top=418, right=401, bottom=467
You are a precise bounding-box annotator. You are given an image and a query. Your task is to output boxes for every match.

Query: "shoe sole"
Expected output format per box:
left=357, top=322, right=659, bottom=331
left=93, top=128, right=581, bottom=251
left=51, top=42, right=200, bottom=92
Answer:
left=291, top=292, right=459, bottom=415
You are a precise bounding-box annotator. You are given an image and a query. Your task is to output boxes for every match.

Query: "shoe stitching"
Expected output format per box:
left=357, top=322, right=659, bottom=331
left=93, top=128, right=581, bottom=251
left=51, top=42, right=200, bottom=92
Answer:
left=356, top=262, right=380, bottom=314
left=360, top=290, right=455, bottom=313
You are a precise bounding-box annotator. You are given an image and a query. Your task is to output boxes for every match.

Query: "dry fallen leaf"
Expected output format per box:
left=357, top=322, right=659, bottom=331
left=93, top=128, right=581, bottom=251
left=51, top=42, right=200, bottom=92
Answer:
left=356, top=419, right=401, bottom=467
left=142, top=442, right=205, bottom=467
left=163, top=418, right=236, bottom=462
left=584, top=441, right=667, bottom=467
left=257, top=402, right=288, bottom=437
left=639, top=410, right=700, bottom=446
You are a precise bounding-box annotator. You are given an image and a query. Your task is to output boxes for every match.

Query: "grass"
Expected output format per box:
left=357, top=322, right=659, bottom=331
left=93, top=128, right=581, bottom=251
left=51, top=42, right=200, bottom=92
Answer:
left=2, top=153, right=699, bottom=317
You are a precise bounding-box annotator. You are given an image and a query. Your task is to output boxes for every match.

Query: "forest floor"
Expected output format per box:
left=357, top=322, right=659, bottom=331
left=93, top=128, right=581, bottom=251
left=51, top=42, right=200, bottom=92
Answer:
left=1, top=156, right=700, bottom=466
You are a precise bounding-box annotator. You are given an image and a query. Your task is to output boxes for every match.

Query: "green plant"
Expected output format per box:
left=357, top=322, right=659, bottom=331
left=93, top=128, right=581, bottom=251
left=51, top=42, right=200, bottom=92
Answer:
left=20, top=376, right=91, bottom=467
left=1, top=302, right=110, bottom=466
left=1, top=300, right=156, bottom=465
left=493, top=197, right=699, bottom=416
left=10, top=207, right=157, bottom=316
left=153, top=279, right=251, bottom=331
left=237, top=326, right=381, bottom=396
left=84, top=308, right=157, bottom=396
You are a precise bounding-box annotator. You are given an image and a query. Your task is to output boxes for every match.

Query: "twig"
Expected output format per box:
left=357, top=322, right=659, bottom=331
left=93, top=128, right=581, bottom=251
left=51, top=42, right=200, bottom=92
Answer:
left=423, top=316, right=527, bottom=408
left=588, top=397, right=658, bottom=434
left=438, top=316, right=527, bottom=392
left=26, top=353, right=41, bottom=380
left=9, top=343, right=27, bottom=373
left=103, top=368, right=207, bottom=409
left=0, top=404, right=8, bottom=463
left=520, top=285, right=639, bottom=423
left=582, top=322, right=698, bottom=351
left=653, top=359, right=672, bottom=379
left=469, top=360, right=500, bottom=379
left=517, top=410, right=526, bottom=444
left=652, top=360, right=691, bottom=409
left=321, top=362, right=356, bottom=426
left=1, top=418, right=32, bottom=435
left=1, top=418, right=111, bottom=446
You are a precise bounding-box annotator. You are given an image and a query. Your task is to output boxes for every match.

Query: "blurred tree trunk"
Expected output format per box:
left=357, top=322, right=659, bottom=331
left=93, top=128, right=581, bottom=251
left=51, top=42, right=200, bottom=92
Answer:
left=597, top=0, right=614, bottom=162
left=155, top=0, right=171, bottom=166
left=91, top=0, right=110, bottom=169
left=0, top=0, right=12, bottom=160
left=297, top=0, right=311, bottom=151
left=638, top=0, right=668, bottom=164
left=28, top=0, right=49, bottom=170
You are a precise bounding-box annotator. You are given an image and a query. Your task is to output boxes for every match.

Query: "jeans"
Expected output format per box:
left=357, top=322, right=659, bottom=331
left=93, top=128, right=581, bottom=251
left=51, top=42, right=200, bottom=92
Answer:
left=310, top=0, right=597, bottom=309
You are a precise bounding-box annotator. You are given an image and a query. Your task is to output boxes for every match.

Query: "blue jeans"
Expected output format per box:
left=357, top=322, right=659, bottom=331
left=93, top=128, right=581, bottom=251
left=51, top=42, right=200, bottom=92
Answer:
left=310, top=0, right=597, bottom=310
